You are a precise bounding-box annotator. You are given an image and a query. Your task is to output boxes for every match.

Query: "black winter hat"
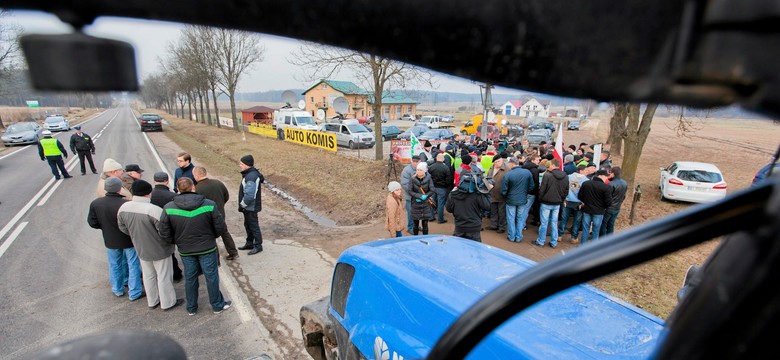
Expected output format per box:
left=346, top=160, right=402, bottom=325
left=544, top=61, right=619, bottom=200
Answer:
left=131, top=179, right=153, bottom=196
left=240, top=154, right=254, bottom=167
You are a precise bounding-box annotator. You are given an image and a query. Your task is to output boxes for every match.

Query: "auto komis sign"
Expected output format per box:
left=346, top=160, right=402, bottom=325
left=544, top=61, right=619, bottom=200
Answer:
left=284, top=128, right=337, bottom=152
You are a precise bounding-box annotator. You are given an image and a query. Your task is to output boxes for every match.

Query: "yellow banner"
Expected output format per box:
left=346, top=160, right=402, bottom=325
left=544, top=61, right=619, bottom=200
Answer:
left=248, top=123, right=277, bottom=138
left=284, top=128, right=337, bottom=152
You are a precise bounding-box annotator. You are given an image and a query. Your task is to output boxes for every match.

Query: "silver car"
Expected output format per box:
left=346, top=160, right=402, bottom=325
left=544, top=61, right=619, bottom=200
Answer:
left=43, top=115, right=70, bottom=132
left=2, top=122, right=44, bottom=147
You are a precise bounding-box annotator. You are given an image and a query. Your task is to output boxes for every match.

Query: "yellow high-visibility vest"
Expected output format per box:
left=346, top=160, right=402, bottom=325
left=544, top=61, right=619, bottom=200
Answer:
left=40, top=138, right=62, bottom=157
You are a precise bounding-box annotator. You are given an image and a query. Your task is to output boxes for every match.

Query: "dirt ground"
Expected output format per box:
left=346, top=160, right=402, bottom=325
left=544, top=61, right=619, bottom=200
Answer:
left=152, top=108, right=778, bottom=320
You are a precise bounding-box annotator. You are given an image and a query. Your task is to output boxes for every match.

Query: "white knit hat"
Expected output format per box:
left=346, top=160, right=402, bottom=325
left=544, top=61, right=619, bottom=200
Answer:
left=103, top=158, right=123, bottom=173
left=388, top=181, right=402, bottom=192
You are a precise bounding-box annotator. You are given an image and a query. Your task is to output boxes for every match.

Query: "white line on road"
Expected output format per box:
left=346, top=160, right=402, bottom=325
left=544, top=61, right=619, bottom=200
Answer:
left=0, top=222, right=29, bottom=259
left=0, top=178, right=54, bottom=244
left=127, top=107, right=170, bottom=179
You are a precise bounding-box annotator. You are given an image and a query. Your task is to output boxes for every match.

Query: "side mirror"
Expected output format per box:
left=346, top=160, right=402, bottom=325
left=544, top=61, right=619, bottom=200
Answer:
left=659, top=167, right=666, bottom=172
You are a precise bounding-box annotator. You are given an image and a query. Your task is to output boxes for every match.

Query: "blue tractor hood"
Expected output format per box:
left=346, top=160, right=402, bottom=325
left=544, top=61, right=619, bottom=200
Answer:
left=332, top=235, right=664, bottom=360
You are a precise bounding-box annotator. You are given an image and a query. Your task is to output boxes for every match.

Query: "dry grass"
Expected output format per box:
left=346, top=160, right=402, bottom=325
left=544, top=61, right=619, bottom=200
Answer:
left=0, top=107, right=99, bottom=125
left=149, top=107, right=779, bottom=319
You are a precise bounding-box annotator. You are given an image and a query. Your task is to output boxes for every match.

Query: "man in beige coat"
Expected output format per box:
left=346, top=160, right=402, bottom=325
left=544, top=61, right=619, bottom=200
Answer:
left=97, top=158, right=132, bottom=198
left=385, top=181, right=406, bottom=238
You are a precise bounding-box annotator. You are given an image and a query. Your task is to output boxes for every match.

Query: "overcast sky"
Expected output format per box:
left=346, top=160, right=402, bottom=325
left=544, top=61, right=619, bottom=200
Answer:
left=6, top=10, right=528, bottom=96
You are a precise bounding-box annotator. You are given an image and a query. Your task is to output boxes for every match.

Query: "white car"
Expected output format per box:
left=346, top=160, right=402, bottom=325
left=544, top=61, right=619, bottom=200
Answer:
left=659, top=161, right=727, bottom=203
left=43, top=115, right=70, bottom=132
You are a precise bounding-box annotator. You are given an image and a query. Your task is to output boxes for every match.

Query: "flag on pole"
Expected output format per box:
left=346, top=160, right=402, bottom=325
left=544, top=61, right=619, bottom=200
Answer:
left=410, top=132, right=420, bottom=157
left=593, top=143, right=602, bottom=170
left=553, top=123, right=564, bottom=169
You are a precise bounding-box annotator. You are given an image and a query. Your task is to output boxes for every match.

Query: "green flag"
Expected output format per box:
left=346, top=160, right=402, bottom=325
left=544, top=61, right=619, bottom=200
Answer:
left=410, top=132, right=419, bottom=157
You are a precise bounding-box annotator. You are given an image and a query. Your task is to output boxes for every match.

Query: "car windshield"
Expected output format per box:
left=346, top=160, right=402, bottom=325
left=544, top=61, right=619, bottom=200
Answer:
left=296, top=116, right=316, bottom=126
left=346, top=124, right=369, bottom=133
left=677, top=170, right=723, bottom=183
left=421, top=130, right=440, bottom=137
left=6, top=123, right=34, bottom=133
left=528, top=135, right=545, bottom=143
left=45, top=117, right=63, bottom=123
left=420, top=117, right=433, bottom=123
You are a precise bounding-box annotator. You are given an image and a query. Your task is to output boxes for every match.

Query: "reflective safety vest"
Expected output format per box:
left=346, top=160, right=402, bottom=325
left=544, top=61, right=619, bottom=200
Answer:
left=481, top=155, right=493, bottom=172
left=40, top=138, right=62, bottom=157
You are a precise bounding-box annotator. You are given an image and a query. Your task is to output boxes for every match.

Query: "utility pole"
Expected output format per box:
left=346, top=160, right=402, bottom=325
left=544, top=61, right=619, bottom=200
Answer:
left=480, top=83, right=493, bottom=142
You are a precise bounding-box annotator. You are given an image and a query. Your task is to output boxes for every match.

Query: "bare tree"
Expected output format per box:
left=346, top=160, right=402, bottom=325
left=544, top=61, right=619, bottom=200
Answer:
left=289, top=44, right=435, bottom=160
left=0, top=10, right=21, bottom=129
left=608, top=103, right=659, bottom=189
left=207, top=28, right=264, bottom=132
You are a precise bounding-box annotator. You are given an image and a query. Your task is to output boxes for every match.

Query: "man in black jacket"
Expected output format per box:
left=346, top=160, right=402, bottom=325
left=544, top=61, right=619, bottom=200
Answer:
left=69, top=126, right=97, bottom=175
left=150, top=171, right=182, bottom=281
left=428, top=153, right=451, bottom=223
left=159, top=177, right=231, bottom=316
left=87, top=177, right=144, bottom=300
left=521, top=155, right=541, bottom=226
left=237, top=154, right=265, bottom=255
left=600, top=166, right=628, bottom=237
left=194, top=166, right=239, bottom=260
left=446, top=170, right=492, bottom=242
left=534, top=158, right=569, bottom=248
left=577, top=169, right=612, bottom=245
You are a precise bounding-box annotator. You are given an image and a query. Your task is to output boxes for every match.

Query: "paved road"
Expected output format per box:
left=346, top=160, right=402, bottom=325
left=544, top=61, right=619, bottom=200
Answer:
left=0, top=106, right=277, bottom=359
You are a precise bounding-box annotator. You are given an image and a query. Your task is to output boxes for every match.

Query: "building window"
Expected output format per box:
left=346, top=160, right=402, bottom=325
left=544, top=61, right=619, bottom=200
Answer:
left=311, top=96, right=314, bottom=103
left=407, top=105, right=412, bottom=113
left=320, top=84, right=327, bottom=89
left=322, top=97, right=326, bottom=106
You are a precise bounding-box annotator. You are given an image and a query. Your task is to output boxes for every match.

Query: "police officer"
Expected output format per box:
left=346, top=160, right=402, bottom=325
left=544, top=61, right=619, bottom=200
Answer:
left=37, top=130, right=72, bottom=180
left=69, top=125, right=97, bottom=175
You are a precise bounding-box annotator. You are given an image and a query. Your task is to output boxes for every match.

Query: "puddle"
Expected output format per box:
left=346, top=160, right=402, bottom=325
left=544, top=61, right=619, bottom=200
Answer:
left=264, top=182, right=338, bottom=228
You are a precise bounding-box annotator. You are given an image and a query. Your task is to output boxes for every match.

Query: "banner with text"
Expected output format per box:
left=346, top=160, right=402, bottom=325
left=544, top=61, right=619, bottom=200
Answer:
left=284, top=128, right=337, bottom=152
left=391, top=139, right=448, bottom=163
left=248, top=124, right=277, bottom=138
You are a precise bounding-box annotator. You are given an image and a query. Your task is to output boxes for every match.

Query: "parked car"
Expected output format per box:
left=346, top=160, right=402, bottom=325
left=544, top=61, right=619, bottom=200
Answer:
left=396, top=124, right=429, bottom=140
left=418, top=115, right=444, bottom=129
left=380, top=125, right=403, bottom=141
left=528, top=121, right=555, bottom=132
left=526, top=129, right=553, bottom=146
left=659, top=161, right=727, bottom=203
left=1, top=122, right=43, bottom=147
left=752, top=162, right=780, bottom=185
left=43, top=115, right=70, bottom=132
left=138, top=113, right=163, bottom=132
left=418, top=128, right=455, bottom=140
left=505, top=124, right=525, bottom=138
left=568, top=120, right=580, bottom=130
left=401, top=114, right=415, bottom=121
left=322, top=120, right=376, bottom=149
left=441, top=114, right=455, bottom=122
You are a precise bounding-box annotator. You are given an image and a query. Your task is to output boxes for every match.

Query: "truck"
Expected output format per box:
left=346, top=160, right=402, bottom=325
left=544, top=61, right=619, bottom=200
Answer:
left=300, top=236, right=664, bottom=360
left=417, top=115, right=444, bottom=129
left=273, top=108, right=320, bottom=140
left=460, top=114, right=506, bottom=136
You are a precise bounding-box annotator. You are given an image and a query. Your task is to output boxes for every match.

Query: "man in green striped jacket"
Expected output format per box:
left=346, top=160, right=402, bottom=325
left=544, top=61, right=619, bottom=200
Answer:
left=158, top=177, right=231, bottom=316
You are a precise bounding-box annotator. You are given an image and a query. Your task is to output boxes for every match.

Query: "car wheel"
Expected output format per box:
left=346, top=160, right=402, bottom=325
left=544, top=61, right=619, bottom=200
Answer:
left=461, top=130, right=468, bottom=135
left=659, top=186, right=667, bottom=202
left=349, top=141, right=356, bottom=150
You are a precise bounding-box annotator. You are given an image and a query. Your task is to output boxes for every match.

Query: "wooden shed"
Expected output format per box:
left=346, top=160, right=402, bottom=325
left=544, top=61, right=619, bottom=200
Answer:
left=241, top=106, right=276, bottom=125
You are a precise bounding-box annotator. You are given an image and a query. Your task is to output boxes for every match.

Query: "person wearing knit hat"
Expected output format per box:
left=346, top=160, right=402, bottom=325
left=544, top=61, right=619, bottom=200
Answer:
left=238, top=154, right=266, bottom=255
left=97, top=158, right=132, bottom=198
left=117, top=179, right=182, bottom=310
left=564, top=154, right=577, bottom=175
left=385, top=181, right=406, bottom=237
left=409, top=159, right=435, bottom=235
left=88, top=176, right=144, bottom=301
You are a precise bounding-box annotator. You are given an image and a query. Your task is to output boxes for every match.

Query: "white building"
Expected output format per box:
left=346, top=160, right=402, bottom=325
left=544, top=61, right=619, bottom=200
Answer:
left=500, top=96, right=550, bottom=118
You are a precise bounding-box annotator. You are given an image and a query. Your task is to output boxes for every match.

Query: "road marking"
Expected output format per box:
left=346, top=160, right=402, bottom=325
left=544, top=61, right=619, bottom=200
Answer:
left=0, top=110, right=108, bottom=162
left=0, top=222, right=29, bottom=259
left=129, top=107, right=171, bottom=180
left=0, top=178, right=54, bottom=242
left=219, top=266, right=254, bottom=323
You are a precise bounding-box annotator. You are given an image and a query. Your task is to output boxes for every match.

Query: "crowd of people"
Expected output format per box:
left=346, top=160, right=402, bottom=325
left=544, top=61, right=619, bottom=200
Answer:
left=86, top=152, right=265, bottom=316
left=386, top=135, right=629, bottom=248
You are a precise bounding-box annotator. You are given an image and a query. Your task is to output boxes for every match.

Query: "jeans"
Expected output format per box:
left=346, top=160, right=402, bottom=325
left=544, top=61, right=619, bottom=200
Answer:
left=505, top=204, right=523, bottom=242
left=406, top=200, right=413, bottom=232
left=519, top=195, right=535, bottom=231
left=395, top=231, right=403, bottom=238
left=559, top=203, right=582, bottom=239
left=46, top=156, right=69, bottom=178
left=76, top=150, right=96, bottom=174
left=432, top=187, right=448, bottom=222
left=536, top=204, right=560, bottom=247
left=490, top=201, right=506, bottom=231
left=180, top=250, right=226, bottom=313
left=581, top=213, right=604, bottom=245
left=106, top=248, right=143, bottom=299
left=600, top=209, right=620, bottom=237
left=242, top=211, right=263, bottom=248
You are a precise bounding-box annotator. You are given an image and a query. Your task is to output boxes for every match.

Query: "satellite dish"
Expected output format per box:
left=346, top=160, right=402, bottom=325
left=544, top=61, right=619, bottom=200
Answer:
left=316, top=109, right=326, bottom=121
left=281, top=90, right=297, bottom=107
left=487, top=112, right=497, bottom=124
left=501, top=119, right=508, bottom=126
left=333, top=97, right=349, bottom=115
left=298, top=99, right=306, bottom=110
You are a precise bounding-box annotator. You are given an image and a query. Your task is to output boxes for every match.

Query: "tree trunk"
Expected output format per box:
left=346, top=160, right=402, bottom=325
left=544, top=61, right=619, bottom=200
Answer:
left=229, top=89, right=240, bottom=132
left=211, top=87, right=221, bottom=129
left=0, top=114, right=5, bottom=129
left=620, top=103, right=659, bottom=189
left=187, top=94, right=193, bottom=121
left=608, top=103, right=628, bottom=155
left=198, top=91, right=206, bottom=124
left=204, top=90, right=212, bottom=126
